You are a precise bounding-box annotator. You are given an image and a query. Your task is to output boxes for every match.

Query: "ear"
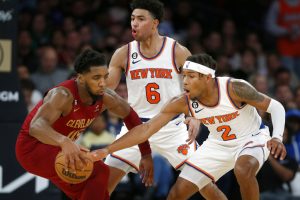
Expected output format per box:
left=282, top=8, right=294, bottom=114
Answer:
left=206, top=74, right=213, bottom=81
left=77, top=73, right=84, bottom=84
left=153, top=19, right=159, bottom=29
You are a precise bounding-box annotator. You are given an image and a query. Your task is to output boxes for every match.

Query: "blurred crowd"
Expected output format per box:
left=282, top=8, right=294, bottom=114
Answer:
left=16, top=0, right=300, bottom=199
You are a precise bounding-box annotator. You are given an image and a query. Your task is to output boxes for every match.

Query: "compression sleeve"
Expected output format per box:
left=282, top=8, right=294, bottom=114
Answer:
left=266, top=99, right=285, bottom=141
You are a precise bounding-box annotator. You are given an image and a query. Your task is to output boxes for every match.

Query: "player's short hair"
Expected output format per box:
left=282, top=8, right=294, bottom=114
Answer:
left=74, top=49, right=106, bottom=74
left=186, top=53, right=217, bottom=71
left=130, top=0, right=164, bottom=22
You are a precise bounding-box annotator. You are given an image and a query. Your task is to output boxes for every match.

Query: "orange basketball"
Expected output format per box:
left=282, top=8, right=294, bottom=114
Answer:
left=55, top=151, right=94, bottom=184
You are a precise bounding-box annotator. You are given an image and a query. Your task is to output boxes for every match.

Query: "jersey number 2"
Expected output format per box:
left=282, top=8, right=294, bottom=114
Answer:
left=146, top=83, right=160, bottom=104
left=217, top=125, right=237, bottom=141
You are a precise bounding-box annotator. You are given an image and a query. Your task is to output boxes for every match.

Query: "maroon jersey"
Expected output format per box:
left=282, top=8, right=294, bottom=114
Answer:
left=16, top=79, right=110, bottom=200
left=18, top=79, right=103, bottom=142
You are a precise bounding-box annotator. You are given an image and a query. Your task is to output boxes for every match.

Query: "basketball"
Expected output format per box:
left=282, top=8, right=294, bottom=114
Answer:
left=54, top=151, right=94, bottom=184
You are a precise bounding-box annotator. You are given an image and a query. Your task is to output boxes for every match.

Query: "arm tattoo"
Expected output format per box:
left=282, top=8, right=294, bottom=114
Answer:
left=231, top=80, right=264, bottom=102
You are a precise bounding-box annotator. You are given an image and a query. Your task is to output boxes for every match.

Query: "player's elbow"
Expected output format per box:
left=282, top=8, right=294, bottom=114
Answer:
left=29, top=119, right=44, bottom=138
left=29, top=122, right=39, bottom=137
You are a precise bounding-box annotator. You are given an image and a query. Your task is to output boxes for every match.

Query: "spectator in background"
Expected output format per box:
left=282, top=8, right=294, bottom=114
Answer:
left=266, top=52, right=283, bottom=76
left=257, top=152, right=298, bottom=200
left=245, top=32, right=267, bottom=75
left=230, top=48, right=258, bottom=80
left=62, top=31, right=82, bottom=68
left=273, top=67, right=298, bottom=90
left=257, top=111, right=300, bottom=200
left=285, top=109, right=300, bottom=164
left=30, top=46, right=69, bottom=93
left=222, top=18, right=241, bottom=69
left=265, top=0, right=300, bottom=78
left=31, top=13, right=50, bottom=47
left=62, top=16, right=76, bottom=34
left=51, top=29, right=66, bottom=66
left=295, top=86, right=300, bottom=109
left=203, top=31, right=222, bottom=58
left=80, top=115, right=115, bottom=150
left=274, top=85, right=296, bottom=109
left=18, top=30, right=38, bottom=73
left=20, top=79, right=43, bottom=112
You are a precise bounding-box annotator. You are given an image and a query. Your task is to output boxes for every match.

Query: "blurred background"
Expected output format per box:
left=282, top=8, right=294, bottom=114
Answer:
left=0, top=0, right=300, bottom=199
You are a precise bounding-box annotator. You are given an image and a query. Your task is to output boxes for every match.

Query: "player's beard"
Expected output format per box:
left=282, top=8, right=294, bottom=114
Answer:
left=85, top=83, right=102, bottom=103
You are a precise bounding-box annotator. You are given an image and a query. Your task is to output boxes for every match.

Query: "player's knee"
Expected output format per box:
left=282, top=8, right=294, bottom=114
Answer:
left=167, top=184, right=188, bottom=200
left=168, top=186, right=181, bottom=200
left=234, top=160, right=257, bottom=182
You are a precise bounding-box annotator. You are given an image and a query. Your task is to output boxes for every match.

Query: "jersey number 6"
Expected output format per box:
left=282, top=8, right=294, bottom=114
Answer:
left=146, top=83, right=160, bottom=104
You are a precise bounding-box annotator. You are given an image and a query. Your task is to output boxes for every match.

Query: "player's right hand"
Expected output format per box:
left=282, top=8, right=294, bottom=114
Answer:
left=59, top=137, right=88, bottom=172
left=185, top=117, right=201, bottom=144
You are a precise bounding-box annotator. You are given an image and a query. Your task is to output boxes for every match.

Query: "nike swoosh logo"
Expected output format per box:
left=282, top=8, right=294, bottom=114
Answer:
left=132, top=60, right=141, bottom=64
left=252, top=132, right=260, bottom=136
left=74, top=108, right=80, bottom=112
left=175, top=121, right=181, bottom=126
left=195, top=108, right=204, bottom=113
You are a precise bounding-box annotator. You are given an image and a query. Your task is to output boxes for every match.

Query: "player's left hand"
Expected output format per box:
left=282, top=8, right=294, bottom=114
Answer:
left=89, top=148, right=109, bottom=161
left=139, top=154, right=154, bottom=187
left=184, top=117, right=201, bottom=145
left=267, top=137, right=287, bottom=160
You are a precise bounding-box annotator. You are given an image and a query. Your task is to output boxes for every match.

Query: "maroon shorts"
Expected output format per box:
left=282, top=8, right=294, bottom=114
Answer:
left=16, top=133, right=109, bottom=200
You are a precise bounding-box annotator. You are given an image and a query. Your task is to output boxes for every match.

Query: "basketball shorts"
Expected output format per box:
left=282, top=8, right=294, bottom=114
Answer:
left=179, top=126, right=271, bottom=190
left=105, top=116, right=198, bottom=173
left=16, top=133, right=109, bottom=200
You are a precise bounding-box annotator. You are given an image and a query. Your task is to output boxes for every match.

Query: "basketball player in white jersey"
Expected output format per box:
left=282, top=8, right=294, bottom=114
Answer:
left=104, top=0, right=226, bottom=199
left=93, top=53, right=287, bottom=200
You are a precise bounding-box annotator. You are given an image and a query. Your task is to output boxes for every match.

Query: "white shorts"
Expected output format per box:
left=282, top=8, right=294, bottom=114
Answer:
left=179, top=126, right=271, bottom=190
left=105, top=116, right=198, bottom=173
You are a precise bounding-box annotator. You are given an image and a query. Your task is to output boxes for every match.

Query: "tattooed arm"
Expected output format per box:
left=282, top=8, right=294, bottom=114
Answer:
left=228, top=79, right=271, bottom=110
left=229, top=78, right=286, bottom=160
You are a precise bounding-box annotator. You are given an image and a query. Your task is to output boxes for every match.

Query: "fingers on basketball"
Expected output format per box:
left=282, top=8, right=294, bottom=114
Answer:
left=54, top=151, right=94, bottom=184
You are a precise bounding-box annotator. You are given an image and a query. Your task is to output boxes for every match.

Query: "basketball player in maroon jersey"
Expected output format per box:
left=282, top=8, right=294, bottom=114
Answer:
left=15, top=49, right=152, bottom=200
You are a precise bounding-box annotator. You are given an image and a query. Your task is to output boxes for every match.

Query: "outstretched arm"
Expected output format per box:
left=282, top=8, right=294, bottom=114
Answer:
left=229, top=79, right=286, bottom=160
left=93, top=94, right=188, bottom=158
left=102, top=89, right=152, bottom=155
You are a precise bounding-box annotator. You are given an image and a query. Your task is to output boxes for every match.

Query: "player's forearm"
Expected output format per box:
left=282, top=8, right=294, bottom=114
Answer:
left=29, top=117, right=67, bottom=146
left=107, top=123, right=152, bottom=154
left=123, top=107, right=152, bottom=156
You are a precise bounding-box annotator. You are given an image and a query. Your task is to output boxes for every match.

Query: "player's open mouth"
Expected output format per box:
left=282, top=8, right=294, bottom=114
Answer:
left=184, top=89, right=190, bottom=94
left=132, top=29, right=137, bottom=36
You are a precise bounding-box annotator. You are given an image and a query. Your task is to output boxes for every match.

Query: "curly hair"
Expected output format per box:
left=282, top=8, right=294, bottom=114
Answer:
left=130, top=0, right=164, bottom=22
left=74, top=49, right=106, bottom=74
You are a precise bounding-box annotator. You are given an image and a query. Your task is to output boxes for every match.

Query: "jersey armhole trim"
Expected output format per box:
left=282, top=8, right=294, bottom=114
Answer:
left=125, top=43, right=131, bottom=76
left=172, top=41, right=180, bottom=74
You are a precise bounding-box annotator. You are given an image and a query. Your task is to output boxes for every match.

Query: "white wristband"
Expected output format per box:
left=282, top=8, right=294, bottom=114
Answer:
left=266, top=99, right=285, bottom=141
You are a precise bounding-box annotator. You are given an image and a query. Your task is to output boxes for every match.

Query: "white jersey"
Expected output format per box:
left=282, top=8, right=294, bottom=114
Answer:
left=188, top=77, right=263, bottom=141
left=126, top=36, right=183, bottom=118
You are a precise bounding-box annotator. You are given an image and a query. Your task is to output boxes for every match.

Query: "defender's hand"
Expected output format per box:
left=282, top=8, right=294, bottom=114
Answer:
left=90, top=148, right=109, bottom=161
left=139, top=154, right=154, bottom=187
left=184, top=117, right=201, bottom=145
left=267, top=138, right=286, bottom=160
